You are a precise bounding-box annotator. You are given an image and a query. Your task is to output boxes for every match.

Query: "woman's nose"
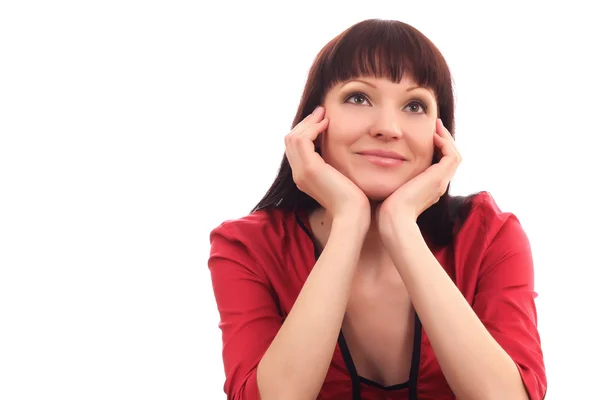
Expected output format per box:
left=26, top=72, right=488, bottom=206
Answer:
left=370, top=109, right=403, bottom=140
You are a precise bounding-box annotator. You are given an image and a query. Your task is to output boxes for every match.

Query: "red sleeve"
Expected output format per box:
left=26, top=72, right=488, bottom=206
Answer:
left=208, top=222, right=283, bottom=400
left=471, top=213, right=547, bottom=399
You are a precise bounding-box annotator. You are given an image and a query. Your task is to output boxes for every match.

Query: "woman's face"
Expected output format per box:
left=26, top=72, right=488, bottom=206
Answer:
left=319, top=75, right=439, bottom=201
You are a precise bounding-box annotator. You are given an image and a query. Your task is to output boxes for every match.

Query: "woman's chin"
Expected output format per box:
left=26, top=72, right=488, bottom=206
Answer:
left=360, top=185, right=399, bottom=202
left=350, top=175, right=411, bottom=202
left=366, top=193, right=392, bottom=203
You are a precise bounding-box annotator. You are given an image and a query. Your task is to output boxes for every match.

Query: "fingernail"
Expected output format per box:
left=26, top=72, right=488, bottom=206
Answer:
left=314, top=106, right=321, bottom=114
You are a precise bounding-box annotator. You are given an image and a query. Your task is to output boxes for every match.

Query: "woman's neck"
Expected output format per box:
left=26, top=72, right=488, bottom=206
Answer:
left=308, top=205, right=391, bottom=269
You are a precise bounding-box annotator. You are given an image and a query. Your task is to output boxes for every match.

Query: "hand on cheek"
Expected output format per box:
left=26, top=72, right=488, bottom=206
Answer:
left=376, top=118, right=462, bottom=231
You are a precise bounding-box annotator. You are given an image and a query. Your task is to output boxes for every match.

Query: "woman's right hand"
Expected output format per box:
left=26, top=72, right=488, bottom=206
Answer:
left=285, top=106, right=371, bottom=229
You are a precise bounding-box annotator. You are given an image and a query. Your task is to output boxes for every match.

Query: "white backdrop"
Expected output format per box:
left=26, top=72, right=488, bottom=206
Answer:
left=1, top=1, right=598, bottom=399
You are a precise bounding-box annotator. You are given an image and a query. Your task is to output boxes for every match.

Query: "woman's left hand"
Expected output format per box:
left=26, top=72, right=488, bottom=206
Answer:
left=377, top=118, right=462, bottom=236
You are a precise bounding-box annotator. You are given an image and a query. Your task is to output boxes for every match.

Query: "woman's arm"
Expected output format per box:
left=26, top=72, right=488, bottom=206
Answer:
left=381, top=220, right=537, bottom=400
left=257, top=216, right=366, bottom=400
left=209, top=215, right=367, bottom=400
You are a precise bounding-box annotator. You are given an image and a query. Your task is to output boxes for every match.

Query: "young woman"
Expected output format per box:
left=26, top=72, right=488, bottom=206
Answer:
left=208, top=18, right=546, bottom=400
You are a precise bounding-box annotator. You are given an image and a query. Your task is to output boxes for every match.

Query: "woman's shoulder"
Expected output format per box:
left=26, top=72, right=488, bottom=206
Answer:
left=453, top=190, right=529, bottom=252
left=467, top=190, right=521, bottom=230
left=209, top=207, right=294, bottom=243
left=207, top=207, right=309, bottom=281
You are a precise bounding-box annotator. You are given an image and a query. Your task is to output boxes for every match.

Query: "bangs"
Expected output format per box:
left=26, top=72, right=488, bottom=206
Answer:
left=320, top=21, right=450, bottom=99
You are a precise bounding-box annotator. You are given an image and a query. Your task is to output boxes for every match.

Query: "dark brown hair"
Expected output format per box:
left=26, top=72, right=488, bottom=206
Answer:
left=251, top=19, right=478, bottom=248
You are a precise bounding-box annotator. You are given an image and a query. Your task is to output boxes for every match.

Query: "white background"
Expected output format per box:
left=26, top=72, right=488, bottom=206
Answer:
left=1, top=1, right=599, bottom=399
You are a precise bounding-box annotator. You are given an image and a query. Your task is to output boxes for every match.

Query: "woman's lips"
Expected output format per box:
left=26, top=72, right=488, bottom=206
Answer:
left=357, top=150, right=406, bottom=167
left=358, top=154, right=405, bottom=167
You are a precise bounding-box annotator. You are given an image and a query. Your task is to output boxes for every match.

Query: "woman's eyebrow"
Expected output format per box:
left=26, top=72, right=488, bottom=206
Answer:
left=342, top=80, right=429, bottom=94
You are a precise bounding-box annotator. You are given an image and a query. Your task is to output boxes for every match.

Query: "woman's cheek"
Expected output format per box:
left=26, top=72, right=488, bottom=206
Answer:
left=331, top=116, right=365, bottom=140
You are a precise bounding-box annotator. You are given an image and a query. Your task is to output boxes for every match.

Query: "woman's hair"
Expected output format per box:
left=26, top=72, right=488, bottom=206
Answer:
left=251, top=18, right=479, bottom=248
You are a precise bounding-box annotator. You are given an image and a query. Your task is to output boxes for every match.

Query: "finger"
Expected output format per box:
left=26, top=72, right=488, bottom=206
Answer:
left=300, top=117, right=328, bottom=141
left=435, top=121, right=460, bottom=157
left=292, top=106, right=324, bottom=135
left=295, top=107, right=325, bottom=135
left=433, top=136, right=461, bottom=177
left=436, top=138, right=460, bottom=166
left=284, top=134, right=300, bottom=170
left=297, top=118, right=329, bottom=164
left=291, top=117, right=328, bottom=160
left=286, top=115, right=329, bottom=170
left=287, top=107, right=323, bottom=153
left=436, top=118, right=453, bottom=139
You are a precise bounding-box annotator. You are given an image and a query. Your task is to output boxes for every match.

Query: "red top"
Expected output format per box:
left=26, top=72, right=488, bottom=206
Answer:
left=208, top=192, right=546, bottom=399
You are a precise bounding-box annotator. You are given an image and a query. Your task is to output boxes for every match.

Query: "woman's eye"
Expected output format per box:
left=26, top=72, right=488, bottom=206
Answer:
left=345, top=93, right=370, bottom=105
left=344, top=94, right=428, bottom=113
left=405, top=101, right=427, bottom=113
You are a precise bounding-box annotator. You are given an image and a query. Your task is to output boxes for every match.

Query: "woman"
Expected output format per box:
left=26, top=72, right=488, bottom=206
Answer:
left=208, top=19, right=546, bottom=400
